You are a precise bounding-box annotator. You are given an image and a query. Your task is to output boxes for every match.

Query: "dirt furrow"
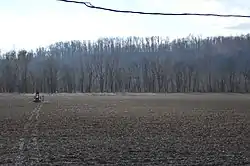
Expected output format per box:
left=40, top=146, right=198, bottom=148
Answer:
left=14, top=103, right=43, bottom=166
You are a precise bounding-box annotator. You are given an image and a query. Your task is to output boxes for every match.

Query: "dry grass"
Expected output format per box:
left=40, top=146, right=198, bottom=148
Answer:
left=0, top=93, right=250, bottom=165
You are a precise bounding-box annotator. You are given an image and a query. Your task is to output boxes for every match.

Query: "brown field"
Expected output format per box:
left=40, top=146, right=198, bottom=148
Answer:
left=0, top=93, right=250, bottom=165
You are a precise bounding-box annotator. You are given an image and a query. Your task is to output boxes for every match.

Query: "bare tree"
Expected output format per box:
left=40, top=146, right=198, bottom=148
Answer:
left=1, top=35, right=250, bottom=93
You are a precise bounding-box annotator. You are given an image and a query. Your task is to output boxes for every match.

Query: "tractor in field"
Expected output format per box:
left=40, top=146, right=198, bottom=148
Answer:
left=33, top=91, right=44, bottom=103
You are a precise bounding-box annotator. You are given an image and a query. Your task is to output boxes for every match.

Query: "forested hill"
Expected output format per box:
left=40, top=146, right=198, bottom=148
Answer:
left=1, top=35, right=250, bottom=93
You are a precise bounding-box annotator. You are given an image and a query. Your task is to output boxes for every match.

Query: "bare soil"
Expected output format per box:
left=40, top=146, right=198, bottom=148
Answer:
left=0, top=93, right=250, bottom=165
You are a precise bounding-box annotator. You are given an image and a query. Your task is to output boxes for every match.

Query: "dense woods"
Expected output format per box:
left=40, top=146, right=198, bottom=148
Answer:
left=1, top=35, right=250, bottom=93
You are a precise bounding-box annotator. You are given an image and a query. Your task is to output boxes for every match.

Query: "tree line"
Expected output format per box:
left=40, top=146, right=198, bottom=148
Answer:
left=1, top=35, right=250, bottom=93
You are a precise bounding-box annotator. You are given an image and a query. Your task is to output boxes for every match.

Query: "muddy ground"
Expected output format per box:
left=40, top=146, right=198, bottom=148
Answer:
left=0, top=93, right=250, bottom=165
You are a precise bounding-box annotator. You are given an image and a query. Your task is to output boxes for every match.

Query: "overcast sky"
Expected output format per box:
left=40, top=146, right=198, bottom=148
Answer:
left=0, top=0, right=250, bottom=53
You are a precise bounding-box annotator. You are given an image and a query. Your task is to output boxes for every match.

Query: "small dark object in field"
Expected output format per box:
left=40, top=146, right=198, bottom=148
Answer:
left=33, top=99, right=41, bottom=103
left=33, top=91, right=44, bottom=103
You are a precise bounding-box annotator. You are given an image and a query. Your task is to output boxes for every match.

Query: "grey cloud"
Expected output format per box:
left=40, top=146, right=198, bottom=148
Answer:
left=226, top=22, right=250, bottom=30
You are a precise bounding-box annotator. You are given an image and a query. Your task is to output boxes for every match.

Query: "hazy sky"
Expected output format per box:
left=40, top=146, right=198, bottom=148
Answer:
left=0, top=0, right=250, bottom=52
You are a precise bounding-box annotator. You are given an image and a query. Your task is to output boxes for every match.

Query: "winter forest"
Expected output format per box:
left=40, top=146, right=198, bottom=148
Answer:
left=0, top=35, right=250, bottom=93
